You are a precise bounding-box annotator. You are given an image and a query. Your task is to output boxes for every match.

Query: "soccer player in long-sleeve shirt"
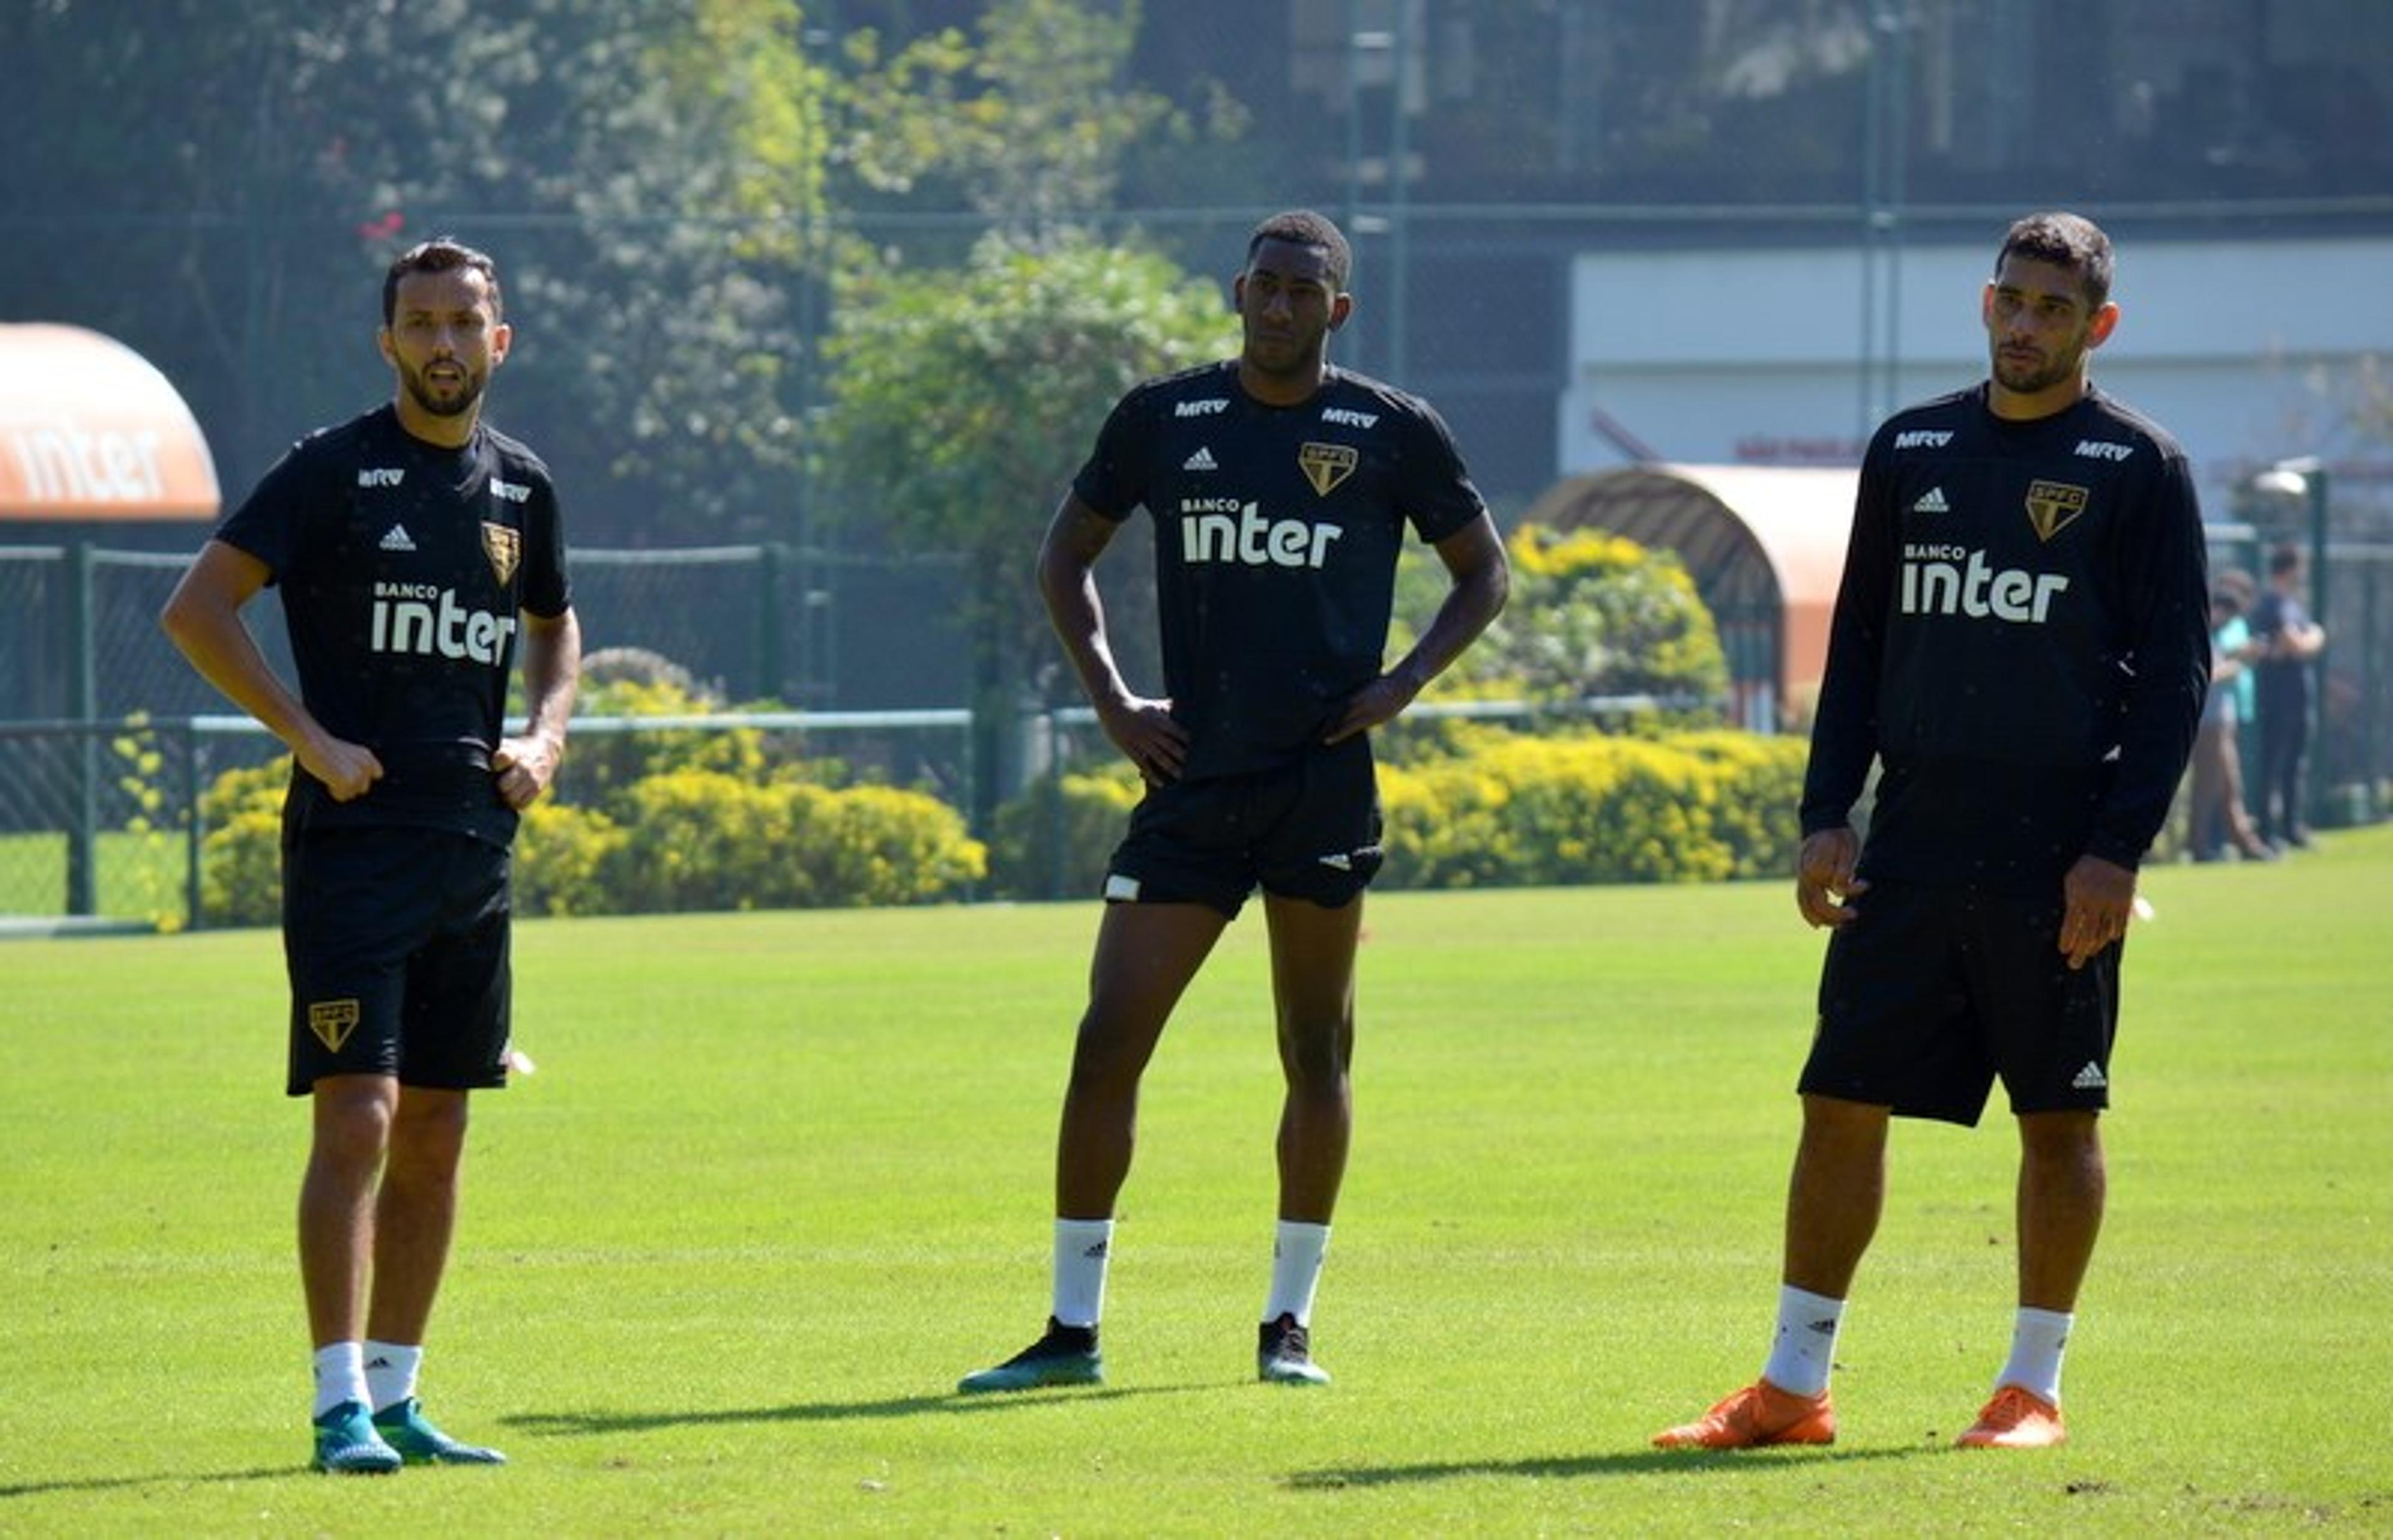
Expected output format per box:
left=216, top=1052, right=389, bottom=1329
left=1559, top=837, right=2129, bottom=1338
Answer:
left=1655, top=212, right=2209, bottom=1453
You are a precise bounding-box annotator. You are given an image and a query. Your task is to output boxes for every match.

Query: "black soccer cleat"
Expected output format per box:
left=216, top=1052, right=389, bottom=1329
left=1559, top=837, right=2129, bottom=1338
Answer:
left=957, top=1318, right=1104, bottom=1393
left=1257, top=1313, right=1330, bottom=1386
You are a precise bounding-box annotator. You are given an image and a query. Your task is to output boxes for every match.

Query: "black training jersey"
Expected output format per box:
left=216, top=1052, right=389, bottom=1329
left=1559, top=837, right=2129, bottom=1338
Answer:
left=1074, top=360, right=1486, bottom=778
left=1801, top=383, right=2209, bottom=894
left=216, top=404, right=571, bottom=847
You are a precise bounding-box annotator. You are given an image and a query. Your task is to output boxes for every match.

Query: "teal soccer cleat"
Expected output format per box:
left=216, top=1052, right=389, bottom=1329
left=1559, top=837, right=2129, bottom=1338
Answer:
left=371, top=1398, right=508, bottom=1465
left=312, top=1400, right=403, bottom=1475
left=957, top=1319, right=1104, bottom=1393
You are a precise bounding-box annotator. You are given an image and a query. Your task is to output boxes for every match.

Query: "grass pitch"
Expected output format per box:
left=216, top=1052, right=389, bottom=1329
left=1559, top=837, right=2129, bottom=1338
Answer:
left=4, top=826, right=2390, bottom=1535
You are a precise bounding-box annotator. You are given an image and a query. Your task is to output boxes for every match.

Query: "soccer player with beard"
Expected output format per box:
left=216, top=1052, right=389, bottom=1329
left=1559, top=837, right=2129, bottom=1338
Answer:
left=163, top=237, right=578, bottom=1473
left=958, top=210, right=1508, bottom=1392
left=1652, top=212, right=2209, bottom=1452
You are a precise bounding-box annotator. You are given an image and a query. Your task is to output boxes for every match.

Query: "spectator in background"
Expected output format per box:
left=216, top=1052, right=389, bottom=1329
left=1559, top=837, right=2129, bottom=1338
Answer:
left=2247, top=542, right=2328, bottom=850
left=2186, top=575, right=2273, bottom=862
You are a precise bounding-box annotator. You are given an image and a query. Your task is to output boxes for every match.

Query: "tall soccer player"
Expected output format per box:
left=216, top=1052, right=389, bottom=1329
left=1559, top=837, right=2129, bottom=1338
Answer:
left=957, top=210, right=1508, bottom=1392
left=163, top=237, right=579, bottom=1473
left=1651, top=212, right=2209, bottom=1452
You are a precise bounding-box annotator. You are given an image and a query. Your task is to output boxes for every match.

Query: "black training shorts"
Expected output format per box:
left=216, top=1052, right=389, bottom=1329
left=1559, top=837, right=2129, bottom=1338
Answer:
left=1798, top=876, right=2119, bottom=1126
left=1103, top=734, right=1383, bottom=918
left=281, top=826, right=513, bottom=1096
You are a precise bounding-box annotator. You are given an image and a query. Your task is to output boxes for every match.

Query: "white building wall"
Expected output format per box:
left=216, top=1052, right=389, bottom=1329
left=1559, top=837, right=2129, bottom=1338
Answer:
left=1558, top=236, right=2393, bottom=505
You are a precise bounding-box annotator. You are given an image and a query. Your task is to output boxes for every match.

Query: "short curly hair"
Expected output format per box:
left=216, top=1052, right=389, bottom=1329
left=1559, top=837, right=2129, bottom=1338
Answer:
left=383, top=237, right=504, bottom=326
left=1246, top=209, right=1352, bottom=291
left=1996, top=212, right=2113, bottom=310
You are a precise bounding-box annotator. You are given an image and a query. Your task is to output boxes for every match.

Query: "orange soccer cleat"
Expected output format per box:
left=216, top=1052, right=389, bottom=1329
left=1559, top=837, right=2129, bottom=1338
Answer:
left=1652, top=1380, right=1837, bottom=1450
left=1955, top=1384, right=2067, bottom=1448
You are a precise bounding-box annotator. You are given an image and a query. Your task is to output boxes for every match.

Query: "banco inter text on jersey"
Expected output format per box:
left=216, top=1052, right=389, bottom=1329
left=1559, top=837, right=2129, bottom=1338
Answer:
left=1074, top=361, right=1486, bottom=779
left=216, top=404, right=571, bottom=847
left=1801, top=384, right=2209, bottom=894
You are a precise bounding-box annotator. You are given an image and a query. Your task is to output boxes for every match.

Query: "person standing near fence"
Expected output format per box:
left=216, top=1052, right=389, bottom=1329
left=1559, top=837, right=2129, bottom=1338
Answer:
left=1652, top=212, right=2208, bottom=1452
left=2247, top=541, right=2328, bottom=851
left=957, top=209, right=1507, bottom=1393
left=160, top=237, right=578, bottom=1473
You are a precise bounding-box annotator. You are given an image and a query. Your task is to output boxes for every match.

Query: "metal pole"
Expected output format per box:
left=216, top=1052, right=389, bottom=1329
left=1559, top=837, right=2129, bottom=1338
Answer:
left=757, top=542, right=785, bottom=702
left=1044, top=708, right=1066, bottom=901
left=1387, top=0, right=1411, bottom=384
left=67, top=542, right=97, bottom=916
left=184, top=721, right=207, bottom=931
left=1858, top=11, right=1883, bottom=437
left=1883, top=3, right=1908, bottom=424
left=1344, top=0, right=1364, bottom=323
left=2307, top=468, right=2331, bottom=827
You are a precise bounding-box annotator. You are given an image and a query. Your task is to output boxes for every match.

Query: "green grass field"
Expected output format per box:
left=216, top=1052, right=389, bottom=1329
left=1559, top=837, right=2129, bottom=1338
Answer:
left=5, top=828, right=2391, bottom=1536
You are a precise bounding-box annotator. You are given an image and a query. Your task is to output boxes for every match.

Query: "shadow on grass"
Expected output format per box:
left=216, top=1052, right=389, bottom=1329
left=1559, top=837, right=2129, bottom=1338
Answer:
left=1285, top=1443, right=1931, bottom=1489
left=0, top=1466, right=305, bottom=1501
left=506, top=1381, right=1208, bottom=1436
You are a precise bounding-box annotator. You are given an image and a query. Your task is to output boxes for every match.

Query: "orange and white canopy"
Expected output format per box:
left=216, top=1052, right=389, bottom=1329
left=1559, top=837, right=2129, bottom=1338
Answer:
left=0, top=323, right=219, bottom=521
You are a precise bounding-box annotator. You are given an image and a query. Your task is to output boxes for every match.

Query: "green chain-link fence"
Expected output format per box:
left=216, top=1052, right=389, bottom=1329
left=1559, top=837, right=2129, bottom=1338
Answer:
left=3, top=539, right=973, bottom=925
left=7, top=535, right=2388, bottom=927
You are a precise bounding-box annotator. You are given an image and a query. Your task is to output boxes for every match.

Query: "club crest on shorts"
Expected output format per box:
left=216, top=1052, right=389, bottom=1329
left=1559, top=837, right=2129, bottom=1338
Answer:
left=1298, top=442, right=1358, bottom=497
left=480, top=521, right=522, bottom=585
left=2024, top=480, right=2089, bottom=541
left=308, top=998, right=363, bottom=1053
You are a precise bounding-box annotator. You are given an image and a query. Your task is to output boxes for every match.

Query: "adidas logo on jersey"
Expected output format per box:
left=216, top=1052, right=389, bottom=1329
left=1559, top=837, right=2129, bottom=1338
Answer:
left=2071, top=1062, right=2108, bottom=1090
left=1911, top=487, right=1950, bottom=513
left=1183, top=446, right=1218, bottom=471
left=379, top=525, right=418, bottom=552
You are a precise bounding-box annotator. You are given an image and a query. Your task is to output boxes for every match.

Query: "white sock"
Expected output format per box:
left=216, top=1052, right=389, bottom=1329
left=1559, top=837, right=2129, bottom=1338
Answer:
left=1994, top=1306, right=2073, bottom=1405
left=312, top=1341, right=369, bottom=1420
left=363, top=1339, right=423, bottom=1413
left=1760, top=1284, right=1844, bottom=1399
left=1051, top=1217, right=1115, bottom=1329
left=1263, top=1220, right=1330, bottom=1326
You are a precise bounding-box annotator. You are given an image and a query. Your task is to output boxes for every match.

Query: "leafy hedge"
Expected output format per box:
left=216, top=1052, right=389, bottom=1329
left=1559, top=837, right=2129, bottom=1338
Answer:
left=1379, top=729, right=1805, bottom=888
left=985, top=726, right=1808, bottom=898
left=196, top=672, right=989, bottom=924
left=199, top=756, right=986, bottom=923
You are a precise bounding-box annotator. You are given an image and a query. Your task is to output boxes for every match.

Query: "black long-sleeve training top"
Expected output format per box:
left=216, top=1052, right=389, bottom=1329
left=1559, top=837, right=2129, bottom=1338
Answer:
left=1800, top=383, right=2210, bottom=897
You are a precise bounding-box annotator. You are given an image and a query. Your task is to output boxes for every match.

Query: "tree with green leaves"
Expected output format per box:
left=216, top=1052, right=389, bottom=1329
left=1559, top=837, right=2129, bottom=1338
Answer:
left=838, top=0, right=1178, bottom=246
left=816, top=232, right=1238, bottom=822
left=1398, top=523, right=1729, bottom=726
left=0, top=0, right=842, bottom=543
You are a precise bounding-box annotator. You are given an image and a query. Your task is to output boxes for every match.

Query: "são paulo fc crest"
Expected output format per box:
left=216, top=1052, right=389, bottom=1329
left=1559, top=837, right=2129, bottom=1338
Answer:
left=307, top=998, right=361, bottom=1053
left=2024, top=480, right=2089, bottom=541
left=480, top=520, right=522, bottom=585
left=1298, top=442, right=1358, bottom=497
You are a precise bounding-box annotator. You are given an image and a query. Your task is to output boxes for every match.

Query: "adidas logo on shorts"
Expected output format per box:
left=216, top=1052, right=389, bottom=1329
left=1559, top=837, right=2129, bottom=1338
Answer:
left=2071, top=1061, right=2108, bottom=1090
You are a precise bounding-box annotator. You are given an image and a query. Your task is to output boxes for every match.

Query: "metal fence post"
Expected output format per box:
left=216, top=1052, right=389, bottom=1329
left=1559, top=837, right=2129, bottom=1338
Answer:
left=67, top=542, right=98, bottom=916
left=1044, top=706, right=1065, bottom=901
left=183, top=719, right=207, bottom=930
left=757, top=542, right=785, bottom=703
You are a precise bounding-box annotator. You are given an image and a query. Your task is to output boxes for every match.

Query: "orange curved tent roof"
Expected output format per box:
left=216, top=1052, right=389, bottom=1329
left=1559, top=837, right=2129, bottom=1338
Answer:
left=0, top=323, right=219, bottom=520
left=1522, top=463, right=1857, bottom=727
